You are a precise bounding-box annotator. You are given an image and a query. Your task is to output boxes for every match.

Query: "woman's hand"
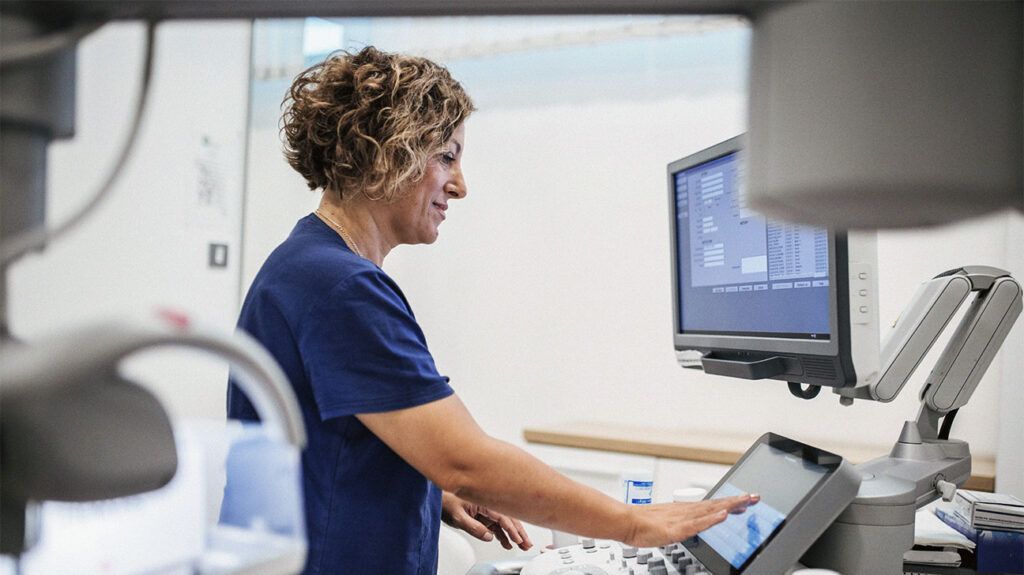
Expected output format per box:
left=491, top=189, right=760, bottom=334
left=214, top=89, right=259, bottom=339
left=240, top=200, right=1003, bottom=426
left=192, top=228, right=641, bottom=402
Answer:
left=623, top=493, right=759, bottom=548
left=441, top=491, right=533, bottom=551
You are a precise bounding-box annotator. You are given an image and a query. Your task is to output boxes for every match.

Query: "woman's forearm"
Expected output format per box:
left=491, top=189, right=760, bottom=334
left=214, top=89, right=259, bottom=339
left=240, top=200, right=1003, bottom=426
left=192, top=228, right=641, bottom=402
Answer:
left=447, top=436, right=637, bottom=542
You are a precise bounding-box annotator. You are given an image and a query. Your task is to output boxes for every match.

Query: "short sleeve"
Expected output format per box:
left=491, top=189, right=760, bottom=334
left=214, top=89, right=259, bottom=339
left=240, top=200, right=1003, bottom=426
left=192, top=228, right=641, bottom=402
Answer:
left=297, top=269, right=453, bottom=420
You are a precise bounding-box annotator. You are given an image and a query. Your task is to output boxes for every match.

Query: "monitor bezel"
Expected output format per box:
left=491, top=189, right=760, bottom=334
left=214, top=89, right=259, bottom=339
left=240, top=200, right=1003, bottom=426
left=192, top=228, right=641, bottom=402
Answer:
left=682, top=432, right=845, bottom=574
left=667, top=134, right=845, bottom=358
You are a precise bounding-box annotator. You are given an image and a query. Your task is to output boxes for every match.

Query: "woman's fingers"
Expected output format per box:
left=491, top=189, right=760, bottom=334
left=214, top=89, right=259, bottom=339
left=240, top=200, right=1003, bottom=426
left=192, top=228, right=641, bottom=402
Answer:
left=486, top=519, right=514, bottom=549
left=456, top=509, right=497, bottom=543
left=702, top=494, right=759, bottom=515
left=677, top=510, right=729, bottom=539
left=478, top=508, right=533, bottom=550
left=499, top=515, right=532, bottom=551
left=450, top=501, right=535, bottom=551
left=487, top=511, right=523, bottom=545
left=672, top=495, right=758, bottom=540
left=627, top=493, right=759, bottom=547
left=510, top=517, right=533, bottom=550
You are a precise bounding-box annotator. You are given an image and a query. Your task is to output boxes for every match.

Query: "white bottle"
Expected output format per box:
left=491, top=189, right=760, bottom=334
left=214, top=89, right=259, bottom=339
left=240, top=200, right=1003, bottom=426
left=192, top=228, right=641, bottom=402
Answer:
left=621, top=469, right=655, bottom=505
left=672, top=487, right=708, bottom=503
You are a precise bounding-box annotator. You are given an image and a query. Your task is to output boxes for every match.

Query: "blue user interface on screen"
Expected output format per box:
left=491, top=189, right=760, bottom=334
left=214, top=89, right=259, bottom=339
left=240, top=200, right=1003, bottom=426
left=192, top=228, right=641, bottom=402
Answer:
left=673, top=151, right=832, bottom=339
left=699, top=444, right=829, bottom=568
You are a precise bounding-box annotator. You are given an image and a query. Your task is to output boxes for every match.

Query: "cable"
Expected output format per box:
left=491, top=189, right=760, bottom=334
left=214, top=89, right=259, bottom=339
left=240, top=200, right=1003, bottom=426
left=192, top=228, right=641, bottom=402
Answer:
left=938, top=408, right=959, bottom=440
left=1, top=20, right=158, bottom=266
left=0, top=20, right=106, bottom=67
left=788, top=382, right=821, bottom=400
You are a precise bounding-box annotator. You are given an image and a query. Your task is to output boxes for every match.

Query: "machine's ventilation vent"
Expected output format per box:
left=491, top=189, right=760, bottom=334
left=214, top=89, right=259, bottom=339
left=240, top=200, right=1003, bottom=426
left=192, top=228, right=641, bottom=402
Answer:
left=802, top=357, right=838, bottom=379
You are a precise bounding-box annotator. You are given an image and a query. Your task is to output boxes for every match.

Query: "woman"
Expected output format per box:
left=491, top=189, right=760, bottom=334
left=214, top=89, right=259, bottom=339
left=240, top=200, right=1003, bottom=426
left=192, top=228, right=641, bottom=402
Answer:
left=227, top=46, right=756, bottom=574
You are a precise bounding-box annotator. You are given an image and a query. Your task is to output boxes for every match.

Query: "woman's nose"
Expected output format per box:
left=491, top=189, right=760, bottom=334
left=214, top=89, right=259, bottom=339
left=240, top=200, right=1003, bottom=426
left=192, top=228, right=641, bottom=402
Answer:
left=447, top=170, right=468, bottom=199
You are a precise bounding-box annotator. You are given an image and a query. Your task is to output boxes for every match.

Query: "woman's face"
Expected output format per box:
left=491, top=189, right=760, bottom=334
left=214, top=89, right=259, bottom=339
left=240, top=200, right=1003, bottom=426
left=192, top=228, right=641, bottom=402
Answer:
left=388, top=123, right=468, bottom=246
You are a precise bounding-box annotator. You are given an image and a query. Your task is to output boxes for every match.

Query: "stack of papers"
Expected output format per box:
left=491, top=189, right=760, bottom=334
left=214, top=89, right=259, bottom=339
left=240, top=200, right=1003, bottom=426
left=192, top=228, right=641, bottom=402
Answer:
left=933, top=502, right=1024, bottom=575
left=954, top=490, right=1024, bottom=532
left=914, top=506, right=976, bottom=550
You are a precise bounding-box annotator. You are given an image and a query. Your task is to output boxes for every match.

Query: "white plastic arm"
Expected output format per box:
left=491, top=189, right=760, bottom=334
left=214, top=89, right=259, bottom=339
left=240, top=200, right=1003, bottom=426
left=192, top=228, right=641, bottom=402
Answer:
left=867, top=267, right=1020, bottom=411
left=0, top=311, right=306, bottom=448
left=870, top=273, right=972, bottom=402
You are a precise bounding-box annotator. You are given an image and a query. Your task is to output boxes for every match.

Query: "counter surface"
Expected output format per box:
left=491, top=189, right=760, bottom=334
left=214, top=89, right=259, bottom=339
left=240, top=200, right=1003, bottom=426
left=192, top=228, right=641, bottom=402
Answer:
left=523, top=421, right=996, bottom=492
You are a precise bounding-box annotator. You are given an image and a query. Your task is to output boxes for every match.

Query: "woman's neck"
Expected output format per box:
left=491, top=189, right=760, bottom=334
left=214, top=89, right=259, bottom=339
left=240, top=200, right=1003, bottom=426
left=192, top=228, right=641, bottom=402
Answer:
left=317, top=196, right=392, bottom=267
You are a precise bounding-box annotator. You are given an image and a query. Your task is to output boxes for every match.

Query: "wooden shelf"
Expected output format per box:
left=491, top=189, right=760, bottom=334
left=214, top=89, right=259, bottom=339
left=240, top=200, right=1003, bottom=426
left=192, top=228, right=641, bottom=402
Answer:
left=524, top=421, right=996, bottom=492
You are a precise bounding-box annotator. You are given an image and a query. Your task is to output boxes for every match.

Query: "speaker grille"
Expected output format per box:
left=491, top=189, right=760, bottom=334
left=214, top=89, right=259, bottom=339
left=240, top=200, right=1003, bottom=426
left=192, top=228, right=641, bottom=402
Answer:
left=802, top=357, right=838, bottom=379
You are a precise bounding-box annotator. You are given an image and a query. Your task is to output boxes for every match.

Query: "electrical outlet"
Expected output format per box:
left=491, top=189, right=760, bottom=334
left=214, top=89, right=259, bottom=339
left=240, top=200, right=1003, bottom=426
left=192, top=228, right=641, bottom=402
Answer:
left=208, top=243, right=228, bottom=268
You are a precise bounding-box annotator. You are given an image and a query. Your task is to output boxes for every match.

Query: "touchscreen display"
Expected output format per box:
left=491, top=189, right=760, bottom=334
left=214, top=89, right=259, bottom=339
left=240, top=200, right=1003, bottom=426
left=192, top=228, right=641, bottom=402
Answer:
left=698, top=443, right=829, bottom=568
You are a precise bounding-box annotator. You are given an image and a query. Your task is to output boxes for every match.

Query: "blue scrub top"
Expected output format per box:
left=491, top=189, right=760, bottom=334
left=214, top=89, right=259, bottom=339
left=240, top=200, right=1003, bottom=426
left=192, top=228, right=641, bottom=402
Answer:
left=226, top=214, right=454, bottom=574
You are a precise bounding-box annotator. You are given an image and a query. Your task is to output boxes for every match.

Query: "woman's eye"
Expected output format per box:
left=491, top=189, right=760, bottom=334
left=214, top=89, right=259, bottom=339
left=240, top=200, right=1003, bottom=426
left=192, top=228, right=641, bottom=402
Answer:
left=440, top=152, right=456, bottom=165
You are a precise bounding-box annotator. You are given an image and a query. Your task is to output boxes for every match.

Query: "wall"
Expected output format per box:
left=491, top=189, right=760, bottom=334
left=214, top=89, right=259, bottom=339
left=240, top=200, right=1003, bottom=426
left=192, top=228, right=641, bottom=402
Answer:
left=241, top=20, right=321, bottom=292
left=7, top=21, right=253, bottom=421
left=997, top=214, right=1024, bottom=495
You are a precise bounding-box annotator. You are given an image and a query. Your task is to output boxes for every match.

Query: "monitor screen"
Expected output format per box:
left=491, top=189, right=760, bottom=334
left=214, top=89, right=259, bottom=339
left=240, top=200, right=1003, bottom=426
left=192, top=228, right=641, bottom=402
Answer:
left=672, top=148, right=832, bottom=340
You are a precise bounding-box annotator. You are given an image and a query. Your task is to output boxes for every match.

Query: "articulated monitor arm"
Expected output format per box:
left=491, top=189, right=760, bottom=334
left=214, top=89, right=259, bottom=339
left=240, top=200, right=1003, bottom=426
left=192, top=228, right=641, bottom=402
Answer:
left=836, top=266, right=1022, bottom=438
left=913, top=268, right=1022, bottom=438
left=805, top=268, right=1021, bottom=575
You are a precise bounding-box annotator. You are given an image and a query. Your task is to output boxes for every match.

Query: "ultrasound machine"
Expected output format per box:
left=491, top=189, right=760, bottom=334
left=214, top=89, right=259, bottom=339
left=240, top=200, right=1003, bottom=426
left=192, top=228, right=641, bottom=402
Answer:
left=512, top=135, right=1022, bottom=575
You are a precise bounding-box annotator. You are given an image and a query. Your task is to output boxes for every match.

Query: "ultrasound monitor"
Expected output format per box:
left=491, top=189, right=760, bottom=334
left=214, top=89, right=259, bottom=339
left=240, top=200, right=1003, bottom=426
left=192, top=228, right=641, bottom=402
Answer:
left=668, top=135, right=881, bottom=391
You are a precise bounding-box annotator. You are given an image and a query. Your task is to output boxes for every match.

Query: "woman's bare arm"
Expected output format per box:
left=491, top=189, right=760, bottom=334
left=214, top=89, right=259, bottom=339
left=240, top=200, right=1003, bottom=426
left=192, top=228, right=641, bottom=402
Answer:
left=357, top=394, right=756, bottom=547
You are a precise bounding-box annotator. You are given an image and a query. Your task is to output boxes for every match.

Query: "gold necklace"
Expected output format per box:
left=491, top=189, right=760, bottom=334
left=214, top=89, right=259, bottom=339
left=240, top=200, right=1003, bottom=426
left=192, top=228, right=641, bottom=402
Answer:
left=315, top=208, right=364, bottom=258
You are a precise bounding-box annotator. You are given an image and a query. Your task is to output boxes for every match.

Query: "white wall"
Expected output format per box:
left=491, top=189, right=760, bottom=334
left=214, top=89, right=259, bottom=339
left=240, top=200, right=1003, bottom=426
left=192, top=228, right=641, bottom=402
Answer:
left=8, top=21, right=253, bottom=420
left=997, top=213, right=1024, bottom=495
left=240, top=20, right=320, bottom=293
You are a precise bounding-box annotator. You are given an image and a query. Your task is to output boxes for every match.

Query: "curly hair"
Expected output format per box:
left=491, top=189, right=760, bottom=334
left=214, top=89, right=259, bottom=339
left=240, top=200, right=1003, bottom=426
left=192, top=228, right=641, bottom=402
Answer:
left=281, top=46, right=475, bottom=202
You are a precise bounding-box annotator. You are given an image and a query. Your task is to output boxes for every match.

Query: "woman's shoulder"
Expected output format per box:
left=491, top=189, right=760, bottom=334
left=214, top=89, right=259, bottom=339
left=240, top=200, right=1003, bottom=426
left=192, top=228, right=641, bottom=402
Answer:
left=240, top=217, right=408, bottom=331
left=279, top=215, right=365, bottom=263
left=251, top=216, right=375, bottom=291
left=273, top=243, right=376, bottom=287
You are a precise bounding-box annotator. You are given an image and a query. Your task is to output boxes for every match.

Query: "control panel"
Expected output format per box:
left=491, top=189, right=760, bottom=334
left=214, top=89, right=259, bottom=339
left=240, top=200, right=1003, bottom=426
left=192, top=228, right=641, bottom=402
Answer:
left=520, top=540, right=712, bottom=575
left=520, top=433, right=860, bottom=575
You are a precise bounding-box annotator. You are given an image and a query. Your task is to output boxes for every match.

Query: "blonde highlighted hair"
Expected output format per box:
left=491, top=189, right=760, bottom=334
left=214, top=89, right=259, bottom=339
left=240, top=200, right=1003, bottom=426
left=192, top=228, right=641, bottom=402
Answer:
left=281, top=46, right=475, bottom=202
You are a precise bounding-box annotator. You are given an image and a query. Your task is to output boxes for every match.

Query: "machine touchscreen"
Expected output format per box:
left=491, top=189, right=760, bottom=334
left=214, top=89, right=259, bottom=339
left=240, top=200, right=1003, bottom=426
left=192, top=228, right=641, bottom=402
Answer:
left=683, top=434, right=859, bottom=575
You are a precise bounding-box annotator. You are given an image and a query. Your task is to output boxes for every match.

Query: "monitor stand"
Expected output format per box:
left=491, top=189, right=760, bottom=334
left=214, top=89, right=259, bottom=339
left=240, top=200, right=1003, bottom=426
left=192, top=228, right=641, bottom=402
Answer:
left=802, top=417, right=970, bottom=575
